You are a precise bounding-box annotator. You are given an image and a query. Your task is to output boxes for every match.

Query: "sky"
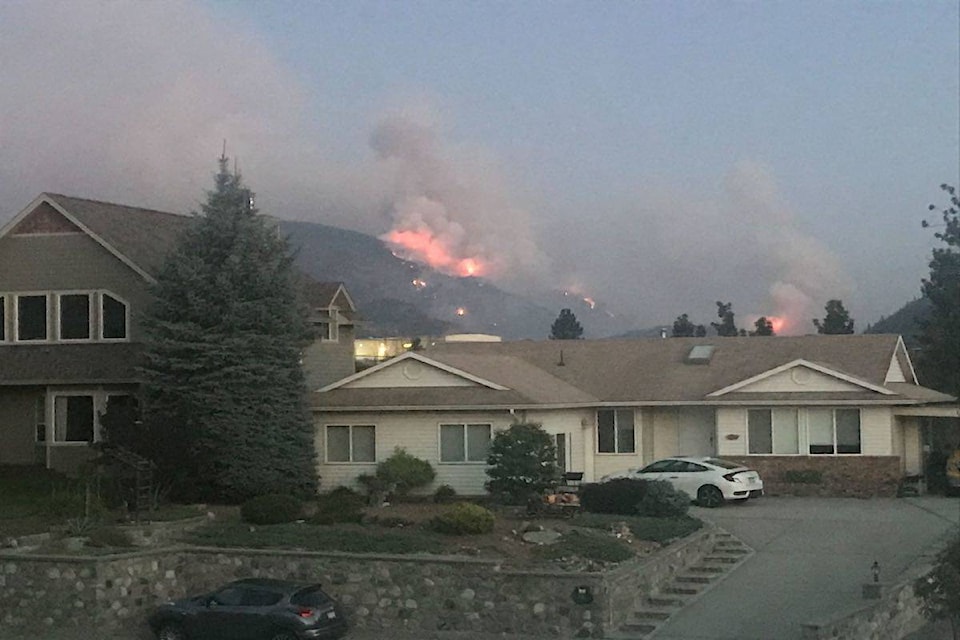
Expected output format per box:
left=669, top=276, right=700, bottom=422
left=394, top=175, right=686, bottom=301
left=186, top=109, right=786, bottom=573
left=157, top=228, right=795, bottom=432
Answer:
left=1, top=1, right=957, bottom=334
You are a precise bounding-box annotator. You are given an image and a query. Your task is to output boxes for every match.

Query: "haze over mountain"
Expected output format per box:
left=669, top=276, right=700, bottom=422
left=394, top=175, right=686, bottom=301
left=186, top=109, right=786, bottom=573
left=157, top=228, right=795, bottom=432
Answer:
left=282, top=220, right=635, bottom=340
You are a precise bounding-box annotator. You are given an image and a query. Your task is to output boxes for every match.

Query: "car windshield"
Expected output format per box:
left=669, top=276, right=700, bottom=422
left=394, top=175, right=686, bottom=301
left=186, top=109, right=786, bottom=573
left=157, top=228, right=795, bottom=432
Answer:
left=704, top=458, right=742, bottom=470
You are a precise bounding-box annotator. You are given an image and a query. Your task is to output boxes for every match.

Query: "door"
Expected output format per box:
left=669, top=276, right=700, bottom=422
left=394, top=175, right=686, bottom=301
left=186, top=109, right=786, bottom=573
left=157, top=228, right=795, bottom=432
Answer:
left=678, top=408, right=715, bottom=456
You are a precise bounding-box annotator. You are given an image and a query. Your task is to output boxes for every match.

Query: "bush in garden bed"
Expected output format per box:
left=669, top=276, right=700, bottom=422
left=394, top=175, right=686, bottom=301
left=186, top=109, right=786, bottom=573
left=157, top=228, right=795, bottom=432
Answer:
left=428, top=502, right=495, bottom=535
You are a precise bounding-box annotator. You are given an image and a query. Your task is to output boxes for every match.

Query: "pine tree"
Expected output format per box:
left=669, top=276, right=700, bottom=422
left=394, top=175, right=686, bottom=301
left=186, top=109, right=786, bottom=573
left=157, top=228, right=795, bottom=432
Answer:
left=550, top=308, right=584, bottom=340
left=672, top=313, right=700, bottom=337
left=813, top=299, right=855, bottom=334
left=139, top=156, right=316, bottom=502
left=919, top=184, right=960, bottom=395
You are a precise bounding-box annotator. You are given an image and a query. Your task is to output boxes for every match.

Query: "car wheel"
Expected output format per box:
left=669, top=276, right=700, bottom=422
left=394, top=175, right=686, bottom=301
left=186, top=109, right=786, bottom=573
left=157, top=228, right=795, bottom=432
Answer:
left=156, top=623, right=186, bottom=640
left=697, top=485, right=724, bottom=508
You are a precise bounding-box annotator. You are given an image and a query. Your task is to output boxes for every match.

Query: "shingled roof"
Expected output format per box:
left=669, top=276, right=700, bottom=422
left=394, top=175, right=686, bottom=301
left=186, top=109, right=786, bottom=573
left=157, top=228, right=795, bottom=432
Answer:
left=316, top=335, right=955, bottom=409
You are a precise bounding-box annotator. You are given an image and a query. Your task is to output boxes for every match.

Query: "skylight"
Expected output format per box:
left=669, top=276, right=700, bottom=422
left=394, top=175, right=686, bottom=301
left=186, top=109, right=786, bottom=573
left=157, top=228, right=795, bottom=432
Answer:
left=686, top=345, right=715, bottom=364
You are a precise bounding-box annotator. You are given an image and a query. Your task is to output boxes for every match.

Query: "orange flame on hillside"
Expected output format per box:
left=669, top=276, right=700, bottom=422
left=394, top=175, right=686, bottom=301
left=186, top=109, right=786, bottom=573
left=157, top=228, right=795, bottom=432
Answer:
left=768, top=316, right=786, bottom=334
left=382, top=229, right=487, bottom=278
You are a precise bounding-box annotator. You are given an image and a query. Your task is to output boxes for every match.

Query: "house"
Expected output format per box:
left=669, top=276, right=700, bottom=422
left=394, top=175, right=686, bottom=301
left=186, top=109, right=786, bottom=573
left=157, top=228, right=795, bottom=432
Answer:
left=312, top=335, right=958, bottom=497
left=0, top=193, right=357, bottom=473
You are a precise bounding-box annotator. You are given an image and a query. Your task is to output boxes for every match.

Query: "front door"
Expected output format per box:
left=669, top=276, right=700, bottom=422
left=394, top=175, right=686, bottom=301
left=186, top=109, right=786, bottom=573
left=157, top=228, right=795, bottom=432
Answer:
left=677, top=408, right=715, bottom=456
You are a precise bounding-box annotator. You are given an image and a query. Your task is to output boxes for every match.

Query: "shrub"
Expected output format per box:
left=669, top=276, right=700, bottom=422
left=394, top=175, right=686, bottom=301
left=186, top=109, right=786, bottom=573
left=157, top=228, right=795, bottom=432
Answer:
left=433, top=484, right=457, bottom=504
left=485, top=423, right=559, bottom=504
left=376, top=448, right=436, bottom=496
left=429, top=502, right=495, bottom=535
left=782, top=469, right=823, bottom=484
left=638, top=480, right=690, bottom=517
left=240, top=494, right=303, bottom=525
left=580, top=479, right=647, bottom=515
left=86, top=526, right=135, bottom=548
left=534, top=530, right=634, bottom=563
left=310, top=489, right=365, bottom=525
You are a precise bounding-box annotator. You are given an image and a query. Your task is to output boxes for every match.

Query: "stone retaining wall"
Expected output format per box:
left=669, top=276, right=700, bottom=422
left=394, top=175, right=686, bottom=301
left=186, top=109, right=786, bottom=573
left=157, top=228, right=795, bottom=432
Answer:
left=0, top=527, right=716, bottom=639
left=800, top=563, right=931, bottom=640
left=722, top=456, right=901, bottom=498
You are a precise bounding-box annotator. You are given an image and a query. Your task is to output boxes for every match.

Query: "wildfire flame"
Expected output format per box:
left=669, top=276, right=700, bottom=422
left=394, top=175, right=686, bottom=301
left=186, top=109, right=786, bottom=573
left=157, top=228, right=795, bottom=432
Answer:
left=382, top=229, right=487, bottom=278
left=412, top=278, right=427, bottom=289
left=583, top=297, right=596, bottom=310
left=455, top=307, right=467, bottom=317
left=768, top=316, right=786, bottom=334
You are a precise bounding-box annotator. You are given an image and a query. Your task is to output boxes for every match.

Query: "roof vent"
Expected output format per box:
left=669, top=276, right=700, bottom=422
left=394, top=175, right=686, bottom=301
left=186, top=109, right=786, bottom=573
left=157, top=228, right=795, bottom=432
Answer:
left=686, top=345, right=715, bottom=365
left=557, top=349, right=565, bottom=366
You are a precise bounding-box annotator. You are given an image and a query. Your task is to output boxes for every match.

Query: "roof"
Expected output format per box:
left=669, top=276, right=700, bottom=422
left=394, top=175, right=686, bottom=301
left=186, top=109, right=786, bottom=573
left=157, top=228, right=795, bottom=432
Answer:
left=0, top=343, right=142, bottom=385
left=3, top=193, right=348, bottom=308
left=316, top=334, right=956, bottom=410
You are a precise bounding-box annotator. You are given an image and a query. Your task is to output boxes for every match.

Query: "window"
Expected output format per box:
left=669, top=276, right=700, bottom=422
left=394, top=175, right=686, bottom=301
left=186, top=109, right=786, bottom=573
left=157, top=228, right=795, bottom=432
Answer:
left=597, top=409, right=636, bottom=453
left=748, top=409, right=799, bottom=454
left=53, top=395, right=95, bottom=443
left=440, top=423, right=491, bottom=462
left=0, top=295, right=5, bottom=341
left=101, top=293, right=127, bottom=340
left=58, top=293, right=90, bottom=340
left=807, top=408, right=861, bottom=455
left=326, top=425, right=375, bottom=462
left=35, top=396, right=46, bottom=442
left=17, top=294, right=47, bottom=341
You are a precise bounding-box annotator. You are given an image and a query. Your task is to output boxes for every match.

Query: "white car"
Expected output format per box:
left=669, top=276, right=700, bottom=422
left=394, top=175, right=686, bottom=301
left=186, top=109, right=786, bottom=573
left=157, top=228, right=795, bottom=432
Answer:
left=600, top=456, right=764, bottom=508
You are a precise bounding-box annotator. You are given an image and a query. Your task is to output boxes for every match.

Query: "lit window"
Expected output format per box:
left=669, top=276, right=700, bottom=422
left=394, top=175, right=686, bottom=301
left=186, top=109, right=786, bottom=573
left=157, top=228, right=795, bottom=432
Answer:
left=17, top=294, right=47, bottom=341
left=748, top=409, right=799, bottom=454
left=440, top=424, right=491, bottom=462
left=53, top=395, right=95, bottom=443
left=58, top=293, right=90, bottom=340
left=597, top=409, right=636, bottom=453
left=326, top=425, right=375, bottom=462
left=101, top=293, right=127, bottom=340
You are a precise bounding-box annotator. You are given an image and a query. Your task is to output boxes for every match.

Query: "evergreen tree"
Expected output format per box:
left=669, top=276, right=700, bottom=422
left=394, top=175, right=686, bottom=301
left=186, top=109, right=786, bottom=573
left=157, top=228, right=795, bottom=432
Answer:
left=485, top=423, right=559, bottom=504
left=139, top=156, right=316, bottom=502
left=919, top=184, right=960, bottom=395
left=550, top=308, right=584, bottom=340
left=672, top=313, right=702, bottom=337
left=711, top=301, right=739, bottom=337
left=750, top=317, right=775, bottom=336
left=813, top=299, right=855, bottom=334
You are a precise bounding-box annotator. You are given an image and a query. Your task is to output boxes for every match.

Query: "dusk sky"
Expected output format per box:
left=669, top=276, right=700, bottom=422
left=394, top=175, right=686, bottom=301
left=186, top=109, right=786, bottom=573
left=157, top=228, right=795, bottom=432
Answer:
left=1, top=1, right=957, bottom=334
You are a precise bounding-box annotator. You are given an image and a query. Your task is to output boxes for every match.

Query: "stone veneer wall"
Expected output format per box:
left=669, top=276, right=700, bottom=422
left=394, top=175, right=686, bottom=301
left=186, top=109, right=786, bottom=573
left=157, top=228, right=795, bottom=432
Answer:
left=0, top=527, right=716, bottom=639
left=722, top=456, right=901, bottom=498
left=800, top=562, right=932, bottom=640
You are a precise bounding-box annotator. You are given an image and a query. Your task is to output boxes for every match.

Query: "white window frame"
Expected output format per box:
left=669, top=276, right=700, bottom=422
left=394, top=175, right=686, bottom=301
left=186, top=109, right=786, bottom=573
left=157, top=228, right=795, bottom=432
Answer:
left=438, top=423, right=492, bottom=464
left=806, top=407, right=862, bottom=456
left=596, top=408, right=637, bottom=454
left=50, top=392, right=99, bottom=445
left=14, top=292, right=50, bottom=342
left=55, top=291, right=94, bottom=342
left=324, top=424, right=376, bottom=464
left=746, top=408, right=801, bottom=456
left=99, top=291, right=130, bottom=341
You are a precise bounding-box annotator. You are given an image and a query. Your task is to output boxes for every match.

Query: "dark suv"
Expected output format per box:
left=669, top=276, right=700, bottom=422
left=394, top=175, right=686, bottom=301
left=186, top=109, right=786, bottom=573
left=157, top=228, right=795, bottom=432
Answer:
left=148, top=578, right=348, bottom=640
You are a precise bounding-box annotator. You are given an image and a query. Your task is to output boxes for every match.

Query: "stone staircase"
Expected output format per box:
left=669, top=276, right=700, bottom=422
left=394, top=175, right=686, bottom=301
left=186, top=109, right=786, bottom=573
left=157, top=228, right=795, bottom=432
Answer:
left=611, top=530, right=753, bottom=639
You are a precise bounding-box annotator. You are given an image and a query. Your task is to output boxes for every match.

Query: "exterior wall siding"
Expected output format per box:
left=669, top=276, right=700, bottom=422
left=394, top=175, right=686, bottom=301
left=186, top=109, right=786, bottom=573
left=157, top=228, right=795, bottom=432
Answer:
left=737, top=369, right=865, bottom=393
left=901, top=417, right=922, bottom=475
left=0, top=234, right=151, bottom=340
left=345, top=358, right=475, bottom=388
left=861, top=407, right=893, bottom=455
left=302, top=324, right=356, bottom=391
left=716, top=408, right=748, bottom=456
left=0, top=387, right=41, bottom=464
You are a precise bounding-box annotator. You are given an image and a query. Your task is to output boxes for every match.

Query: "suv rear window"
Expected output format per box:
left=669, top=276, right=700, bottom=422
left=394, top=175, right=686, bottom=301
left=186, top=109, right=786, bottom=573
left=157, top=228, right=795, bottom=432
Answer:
left=291, top=587, right=332, bottom=607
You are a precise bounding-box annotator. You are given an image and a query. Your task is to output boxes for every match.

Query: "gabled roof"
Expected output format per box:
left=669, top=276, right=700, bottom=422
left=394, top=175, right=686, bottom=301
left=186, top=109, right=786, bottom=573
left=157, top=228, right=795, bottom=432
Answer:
left=2, top=193, right=348, bottom=308
left=315, top=334, right=956, bottom=410
left=321, top=351, right=510, bottom=392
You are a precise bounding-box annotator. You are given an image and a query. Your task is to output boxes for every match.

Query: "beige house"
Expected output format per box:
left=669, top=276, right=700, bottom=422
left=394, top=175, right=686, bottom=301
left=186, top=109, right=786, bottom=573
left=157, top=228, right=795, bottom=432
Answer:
left=312, top=335, right=958, bottom=496
left=0, top=193, right=356, bottom=473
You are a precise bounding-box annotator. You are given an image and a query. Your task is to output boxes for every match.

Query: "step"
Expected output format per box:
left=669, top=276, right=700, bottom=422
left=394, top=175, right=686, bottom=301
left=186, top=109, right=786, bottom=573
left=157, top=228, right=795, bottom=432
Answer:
left=709, top=548, right=749, bottom=556
left=632, top=607, right=674, bottom=622
left=703, top=555, right=743, bottom=564
left=620, top=621, right=658, bottom=635
left=675, top=574, right=714, bottom=584
left=647, top=595, right=686, bottom=608
left=663, top=585, right=701, bottom=596
left=688, top=565, right=726, bottom=574
left=714, top=540, right=748, bottom=549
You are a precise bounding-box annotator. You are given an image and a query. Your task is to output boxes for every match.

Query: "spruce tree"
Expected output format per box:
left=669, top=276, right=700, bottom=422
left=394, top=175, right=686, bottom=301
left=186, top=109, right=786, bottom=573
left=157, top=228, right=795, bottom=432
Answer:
left=550, top=308, right=584, bottom=339
left=140, top=156, right=316, bottom=502
left=813, top=299, right=855, bottom=334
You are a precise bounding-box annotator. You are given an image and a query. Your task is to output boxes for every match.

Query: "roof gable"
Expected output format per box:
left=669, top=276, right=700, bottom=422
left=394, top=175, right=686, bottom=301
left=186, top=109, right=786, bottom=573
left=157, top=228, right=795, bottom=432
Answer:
left=707, top=359, right=895, bottom=397
left=8, top=201, right=83, bottom=235
left=320, top=352, right=509, bottom=392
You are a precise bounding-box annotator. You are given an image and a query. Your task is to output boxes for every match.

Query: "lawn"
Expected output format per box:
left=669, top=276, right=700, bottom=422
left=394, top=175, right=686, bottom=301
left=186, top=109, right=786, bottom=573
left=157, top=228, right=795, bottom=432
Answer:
left=0, top=465, right=85, bottom=538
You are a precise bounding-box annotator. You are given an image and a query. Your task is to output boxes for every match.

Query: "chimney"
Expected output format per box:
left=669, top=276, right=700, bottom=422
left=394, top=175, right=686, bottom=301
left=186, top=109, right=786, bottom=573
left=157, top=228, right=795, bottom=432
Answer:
left=660, top=327, right=668, bottom=339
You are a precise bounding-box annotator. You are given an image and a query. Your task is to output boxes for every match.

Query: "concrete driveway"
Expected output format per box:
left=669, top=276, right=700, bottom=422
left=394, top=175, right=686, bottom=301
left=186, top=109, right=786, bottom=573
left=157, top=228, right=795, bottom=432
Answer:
left=653, top=496, right=959, bottom=640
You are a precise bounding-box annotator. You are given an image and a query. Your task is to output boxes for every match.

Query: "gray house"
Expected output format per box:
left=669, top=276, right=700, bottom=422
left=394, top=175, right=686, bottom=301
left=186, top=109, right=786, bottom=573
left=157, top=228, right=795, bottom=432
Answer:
left=0, top=193, right=357, bottom=473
